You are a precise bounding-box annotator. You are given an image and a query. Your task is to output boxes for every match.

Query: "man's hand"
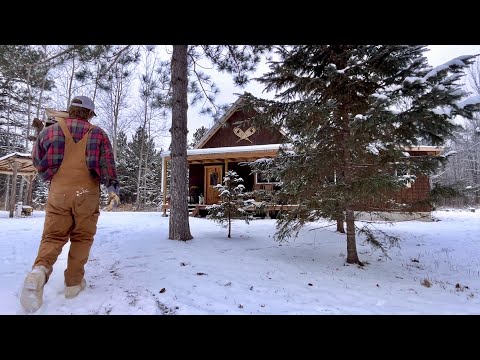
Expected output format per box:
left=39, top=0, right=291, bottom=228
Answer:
left=107, top=184, right=120, bottom=196
left=105, top=184, right=120, bottom=211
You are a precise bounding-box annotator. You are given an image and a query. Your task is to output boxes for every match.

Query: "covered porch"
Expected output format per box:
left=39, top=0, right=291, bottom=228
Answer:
left=161, top=144, right=283, bottom=216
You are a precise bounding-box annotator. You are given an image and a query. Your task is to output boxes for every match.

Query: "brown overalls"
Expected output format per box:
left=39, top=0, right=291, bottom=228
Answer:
left=34, top=119, right=100, bottom=286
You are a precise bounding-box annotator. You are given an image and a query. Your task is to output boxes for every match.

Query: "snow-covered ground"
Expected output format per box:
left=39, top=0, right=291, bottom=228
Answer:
left=1, top=209, right=479, bottom=314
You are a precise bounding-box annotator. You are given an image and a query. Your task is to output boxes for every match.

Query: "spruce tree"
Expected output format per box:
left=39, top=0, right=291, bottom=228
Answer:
left=242, top=45, right=480, bottom=264
left=115, top=131, right=132, bottom=203
left=207, top=171, right=254, bottom=238
left=126, top=126, right=162, bottom=208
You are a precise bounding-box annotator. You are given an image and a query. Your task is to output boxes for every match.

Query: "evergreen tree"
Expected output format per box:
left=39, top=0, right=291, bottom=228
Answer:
left=115, top=131, right=135, bottom=203
left=169, top=45, right=270, bottom=241
left=189, top=125, right=209, bottom=149
left=32, top=178, right=49, bottom=209
left=242, top=45, right=480, bottom=264
left=207, top=171, right=254, bottom=238
left=125, top=126, right=162, bottom=208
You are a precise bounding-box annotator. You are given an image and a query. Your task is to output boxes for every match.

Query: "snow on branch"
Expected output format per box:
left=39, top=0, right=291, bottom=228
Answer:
left=456, top=95, right=480, bottom=109
left=424, top=55, right=475, bottom=80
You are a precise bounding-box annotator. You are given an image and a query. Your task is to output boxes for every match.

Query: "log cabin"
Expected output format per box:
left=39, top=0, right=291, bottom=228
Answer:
left=161, top=97, right=442, bottom=221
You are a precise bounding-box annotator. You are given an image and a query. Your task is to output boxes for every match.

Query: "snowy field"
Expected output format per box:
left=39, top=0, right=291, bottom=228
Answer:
left=1, top=209, right=479, bottom=315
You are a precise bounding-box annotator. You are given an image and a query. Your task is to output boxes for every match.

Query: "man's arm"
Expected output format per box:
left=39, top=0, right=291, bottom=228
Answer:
left=32, top=130, right=45, bottom=168
left=98, top=130, right=119, bottom=193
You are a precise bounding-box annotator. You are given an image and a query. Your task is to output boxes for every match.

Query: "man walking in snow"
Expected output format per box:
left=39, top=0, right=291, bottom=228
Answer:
left=20, top=96, right=119, bottom=313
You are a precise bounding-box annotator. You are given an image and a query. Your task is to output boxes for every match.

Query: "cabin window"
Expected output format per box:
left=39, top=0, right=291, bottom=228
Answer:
left=210, top=171, right=219, bottom=186
left=395, top=166, right=414, bottom=188
left=255, top=172, right=279, bottom=184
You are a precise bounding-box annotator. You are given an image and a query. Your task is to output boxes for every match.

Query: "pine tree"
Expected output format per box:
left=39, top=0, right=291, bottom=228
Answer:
left=242, top=45, right=480, bottom=264
left=168, top=45, right=270, bottom=241
left=207, top=171, right=254, bottom=238
left=189, top=126, right=209, bottom=149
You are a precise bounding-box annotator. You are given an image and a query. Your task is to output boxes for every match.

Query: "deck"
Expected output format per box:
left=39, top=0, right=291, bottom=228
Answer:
left=161, top=203, right=298, bottom=217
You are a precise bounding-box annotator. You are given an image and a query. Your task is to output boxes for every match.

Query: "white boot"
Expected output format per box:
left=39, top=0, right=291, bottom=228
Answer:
left=20, top=265, right=48, bottom=313
left=65, top=279, right=87, bottom=299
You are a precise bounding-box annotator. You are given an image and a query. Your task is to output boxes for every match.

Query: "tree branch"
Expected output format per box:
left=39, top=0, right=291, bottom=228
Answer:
left=27, top=45, right=85, bottom=68
left=189, top=52, right=218, bottom=113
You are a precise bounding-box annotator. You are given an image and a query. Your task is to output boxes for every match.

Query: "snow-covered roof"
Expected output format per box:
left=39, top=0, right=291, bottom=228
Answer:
left=404, top=146, right=443, bottom=153
left=0, top=152, right=36, bottom=176
left=162, top=144, right=442, bottom=159
left=0, top=152, right=32, bottom=162
left=162, top=144, right=285, bottom=158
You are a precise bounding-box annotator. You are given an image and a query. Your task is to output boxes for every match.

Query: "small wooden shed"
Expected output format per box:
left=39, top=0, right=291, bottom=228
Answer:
left=0, top=152, right=37, bottom=218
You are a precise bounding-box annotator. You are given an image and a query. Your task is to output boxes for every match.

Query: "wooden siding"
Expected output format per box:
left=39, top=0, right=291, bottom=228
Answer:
left=201, top=110, right=284, bottom=149
left=354, top=175, right=432, bottom=212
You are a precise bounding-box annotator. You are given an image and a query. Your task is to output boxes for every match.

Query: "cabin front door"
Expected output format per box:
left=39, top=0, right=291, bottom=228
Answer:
left=204, top=165, right=223, bottom=205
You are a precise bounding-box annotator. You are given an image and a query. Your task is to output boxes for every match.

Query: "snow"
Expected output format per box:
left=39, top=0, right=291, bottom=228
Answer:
left=432, top=108, right=452, bottom=117
left=367, top=144, right=380, bottom=155
left=0, top=152, right=32, bottom=161
left=404, top=77, right=426, bottom=84
left=424, top=55, right=473, bottom=80
left=445, top=73, right=463, bottom=82
left=162, top=144, right=287, bottom=158
left=449, top=89, right=466, bottom=97
left=456, top=95, right=480, bottom=109
left=442, top=150, right=457, bottom=157
left=372, top=93, right=388, bottom=101
left=1, top=209, right=480, bottom=315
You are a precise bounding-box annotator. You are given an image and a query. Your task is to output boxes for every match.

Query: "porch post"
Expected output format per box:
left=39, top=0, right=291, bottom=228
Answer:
left=9, top=161, right=18, bottom=218
left=26, top=175, right=34, bottom=206
left=224, top=159, right=228, bottom=174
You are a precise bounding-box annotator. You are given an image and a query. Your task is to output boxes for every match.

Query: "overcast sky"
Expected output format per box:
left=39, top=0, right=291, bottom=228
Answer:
left=182, top=45, right=480, bottom=145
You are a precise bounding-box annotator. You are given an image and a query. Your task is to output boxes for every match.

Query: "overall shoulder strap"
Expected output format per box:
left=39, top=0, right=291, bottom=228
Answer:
left=57, top=119, right=74, bottom=144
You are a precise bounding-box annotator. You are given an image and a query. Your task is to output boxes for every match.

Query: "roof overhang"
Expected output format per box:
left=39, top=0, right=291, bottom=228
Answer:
left=161, top=144, right=443, bottom=164
left=163, top=144, right=284, bottom=164
left=404, top=146, right=443, bottom=155
left=0, top=152, right=37, bottom=176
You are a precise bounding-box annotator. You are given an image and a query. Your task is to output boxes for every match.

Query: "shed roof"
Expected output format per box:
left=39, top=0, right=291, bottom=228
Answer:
left=0, top=152, right=37, bottom=176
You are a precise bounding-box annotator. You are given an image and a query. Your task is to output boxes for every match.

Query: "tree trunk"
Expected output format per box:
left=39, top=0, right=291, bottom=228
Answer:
left=26, top=66, right=32, bottom=150
left=23, top=177, right=29, bottom=204
left=4, top=175, right=10, bottom=211
left=112, top=73, right=121, bottom=161
left=336, top=216, right=345, bottom=233
left=341, top=109, right=361, bottom=265
left=473, top=132, right=479, bottom=205
left=18, top=177, right=25, bottom=205
left=135, top=128, right=145, bottom=208
left=135, top=87, right=149, bottom=208
left=345, top=209, right=362, bottom=264
left=142, top=116, right=150, bottom=205
left=228, top=214, right=231, bottom=238
left=9, top=162, right=18, bottom=218
left=36, top=47, right=49, bottom=119
left=67, top=56, right=75, bottom=108
left=169, top=45, right=193, bottom=241
left=27, top=175, right=34, bottom=206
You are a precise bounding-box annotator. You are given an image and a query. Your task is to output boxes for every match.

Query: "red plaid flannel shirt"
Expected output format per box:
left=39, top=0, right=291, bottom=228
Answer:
left=32, top=118, right=118, bottom=188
